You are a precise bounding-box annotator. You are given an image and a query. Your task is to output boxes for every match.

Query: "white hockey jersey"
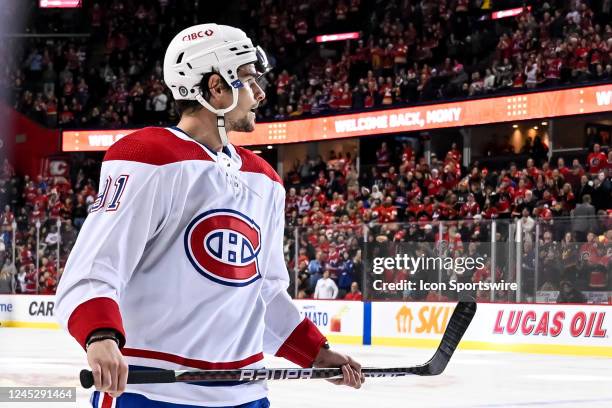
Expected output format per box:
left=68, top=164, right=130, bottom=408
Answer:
left=55, top=127, right=326, bottom=407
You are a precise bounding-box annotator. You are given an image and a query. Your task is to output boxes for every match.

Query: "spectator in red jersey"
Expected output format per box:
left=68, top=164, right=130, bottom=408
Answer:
left=1, top=205, right=15, bottom=230
left=460, top=193, right=480, bottom=219
left=378, top=196, right=398, bottom=223
left=557, top=157, right=571, bottom=178
left=448, top=142, right=462, bottom=163
left=425, top=168, right=443, bottom=197
left=39, top=270, right=57, bottom=295
left=285, top=187, right=299, bottom=213
left=565, top=160, right=585, bottom=191
left=376, top=142, right=391, bottom=170
left=29, top=203, right=45, bottom=226
left=544, top=53, right=562, bottom=87
left=344, top=281, right=363, bottom=301
left=587, top=144, right=608, bottom=174
left=558, top=183, right=577, bottom=215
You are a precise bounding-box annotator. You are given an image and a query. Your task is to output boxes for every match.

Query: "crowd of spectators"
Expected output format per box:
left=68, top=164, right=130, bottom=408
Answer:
left=283, top=139, right=612, bottom=302
left=2, top=0, right=612, bottom=127
left=254, top=0, right=612, bottom=120
left=0, top=158, right=99, bottom=294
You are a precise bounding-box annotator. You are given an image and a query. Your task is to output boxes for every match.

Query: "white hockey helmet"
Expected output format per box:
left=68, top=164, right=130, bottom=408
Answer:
left=163, top=23, right=271, bottom=146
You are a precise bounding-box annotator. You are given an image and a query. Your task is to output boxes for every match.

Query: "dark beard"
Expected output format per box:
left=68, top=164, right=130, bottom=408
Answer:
left=228, top=115, right=254, bottom=132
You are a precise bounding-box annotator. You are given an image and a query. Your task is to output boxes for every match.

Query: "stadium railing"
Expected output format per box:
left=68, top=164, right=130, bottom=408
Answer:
left=285, top=216, right=611, bottom=304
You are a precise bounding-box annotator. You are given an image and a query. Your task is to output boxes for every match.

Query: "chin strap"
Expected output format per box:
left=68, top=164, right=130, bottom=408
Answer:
left=195, top=86, right=240, bottom=147
left=216, top=116, right=228, bottom=147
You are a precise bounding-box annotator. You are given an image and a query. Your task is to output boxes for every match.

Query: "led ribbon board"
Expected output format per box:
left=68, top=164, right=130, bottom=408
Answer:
left=62, top=84, right=612, bottom=151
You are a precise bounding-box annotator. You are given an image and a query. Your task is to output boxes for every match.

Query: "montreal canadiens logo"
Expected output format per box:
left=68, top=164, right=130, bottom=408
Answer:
left=185, top=209, right=261, bottom=286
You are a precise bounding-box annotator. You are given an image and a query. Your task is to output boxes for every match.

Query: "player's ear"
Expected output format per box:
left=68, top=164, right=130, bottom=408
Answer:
left=207, top=74, right=227, bottom=101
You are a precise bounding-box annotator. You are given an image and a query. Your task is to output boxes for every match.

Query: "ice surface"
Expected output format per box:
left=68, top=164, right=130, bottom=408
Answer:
left=1, top=328, right=611, bottom=408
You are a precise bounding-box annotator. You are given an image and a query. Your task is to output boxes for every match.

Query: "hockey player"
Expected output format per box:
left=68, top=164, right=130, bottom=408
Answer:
left=56, top=24, right=363, bottom=407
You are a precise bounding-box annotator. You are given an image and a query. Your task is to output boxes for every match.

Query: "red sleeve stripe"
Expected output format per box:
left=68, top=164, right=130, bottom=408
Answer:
left=122, top=348, right=264, bottom=370
left=67, top=297, right=126, bottom=350
left=275, top=318, right=327, bottom=368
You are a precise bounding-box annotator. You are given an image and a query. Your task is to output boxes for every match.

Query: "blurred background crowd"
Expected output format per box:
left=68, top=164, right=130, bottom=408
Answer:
left=1, top=0, right=611, bottom=127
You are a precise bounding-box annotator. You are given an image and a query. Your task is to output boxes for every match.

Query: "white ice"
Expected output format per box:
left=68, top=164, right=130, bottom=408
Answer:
left=1, top=328, right=611, bottom=408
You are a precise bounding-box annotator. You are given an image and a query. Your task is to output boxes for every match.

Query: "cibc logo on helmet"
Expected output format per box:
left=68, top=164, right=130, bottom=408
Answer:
left=185, top=209, right=262, bottom=287
left=182, top=29, right=215, bottom=42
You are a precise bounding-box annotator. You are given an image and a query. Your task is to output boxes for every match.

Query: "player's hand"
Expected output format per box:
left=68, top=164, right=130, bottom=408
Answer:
left=313, top=347, right=364, bottom=389
left=86, top=339, right=128, bottom=398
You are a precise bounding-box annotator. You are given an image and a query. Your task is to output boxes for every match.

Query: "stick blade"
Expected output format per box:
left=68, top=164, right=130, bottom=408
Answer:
left=418, top=301, right=477, bottom=376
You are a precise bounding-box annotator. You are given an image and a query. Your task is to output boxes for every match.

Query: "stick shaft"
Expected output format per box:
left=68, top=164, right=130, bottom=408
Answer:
left=80, top=366, right=424, bottom=388
left=79, top=302, right=476, bottom=389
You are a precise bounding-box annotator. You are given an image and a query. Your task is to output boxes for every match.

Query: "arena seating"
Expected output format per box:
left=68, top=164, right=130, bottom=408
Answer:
left=2, top=141, right=609, bottom=300
left=2, top=0, right=611, bottom=126
left=284, top=141, right=611, bottom=300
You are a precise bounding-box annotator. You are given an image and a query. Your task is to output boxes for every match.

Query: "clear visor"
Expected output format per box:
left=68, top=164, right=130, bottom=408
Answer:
left=254, top=46, right=272, bottom=78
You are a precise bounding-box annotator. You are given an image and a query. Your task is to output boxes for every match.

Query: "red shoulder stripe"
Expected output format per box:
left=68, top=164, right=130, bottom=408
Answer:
left=103, top=127, right=213, bottom=165
left=234, top=146, right=283, bottom=185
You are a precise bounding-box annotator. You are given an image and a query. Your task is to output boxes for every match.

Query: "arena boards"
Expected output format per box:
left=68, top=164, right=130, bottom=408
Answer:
left=3, top=296, right=610, bottom=357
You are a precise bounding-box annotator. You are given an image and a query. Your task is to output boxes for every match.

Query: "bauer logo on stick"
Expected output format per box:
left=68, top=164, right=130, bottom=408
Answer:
left=185, top=209, right=261, bottom=287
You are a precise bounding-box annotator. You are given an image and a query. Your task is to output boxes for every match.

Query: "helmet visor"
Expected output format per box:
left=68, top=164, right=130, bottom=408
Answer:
left=254, top=46, right=272, bottom=78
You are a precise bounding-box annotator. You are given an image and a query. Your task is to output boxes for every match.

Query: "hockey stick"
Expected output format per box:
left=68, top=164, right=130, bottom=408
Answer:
left=80, top=301, right=476, bottom=388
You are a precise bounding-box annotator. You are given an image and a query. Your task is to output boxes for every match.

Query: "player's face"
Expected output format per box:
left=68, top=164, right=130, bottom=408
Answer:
left=225, top=64, right=266, bottom=133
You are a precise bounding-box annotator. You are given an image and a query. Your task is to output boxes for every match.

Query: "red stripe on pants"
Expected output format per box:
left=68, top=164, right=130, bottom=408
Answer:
left=102, top=393, right=113, bottom=408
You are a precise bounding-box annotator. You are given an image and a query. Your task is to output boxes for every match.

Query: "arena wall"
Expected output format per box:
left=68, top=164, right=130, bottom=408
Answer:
left=0, top=295, right=59, bottom=329
left=2, top=295, right=610, bottom=357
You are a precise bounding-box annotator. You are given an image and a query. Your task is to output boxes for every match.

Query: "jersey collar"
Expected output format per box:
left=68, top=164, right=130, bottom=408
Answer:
left=166, top=126, right=241, bottom=169
left=168, top=126, right=233, bottom=158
